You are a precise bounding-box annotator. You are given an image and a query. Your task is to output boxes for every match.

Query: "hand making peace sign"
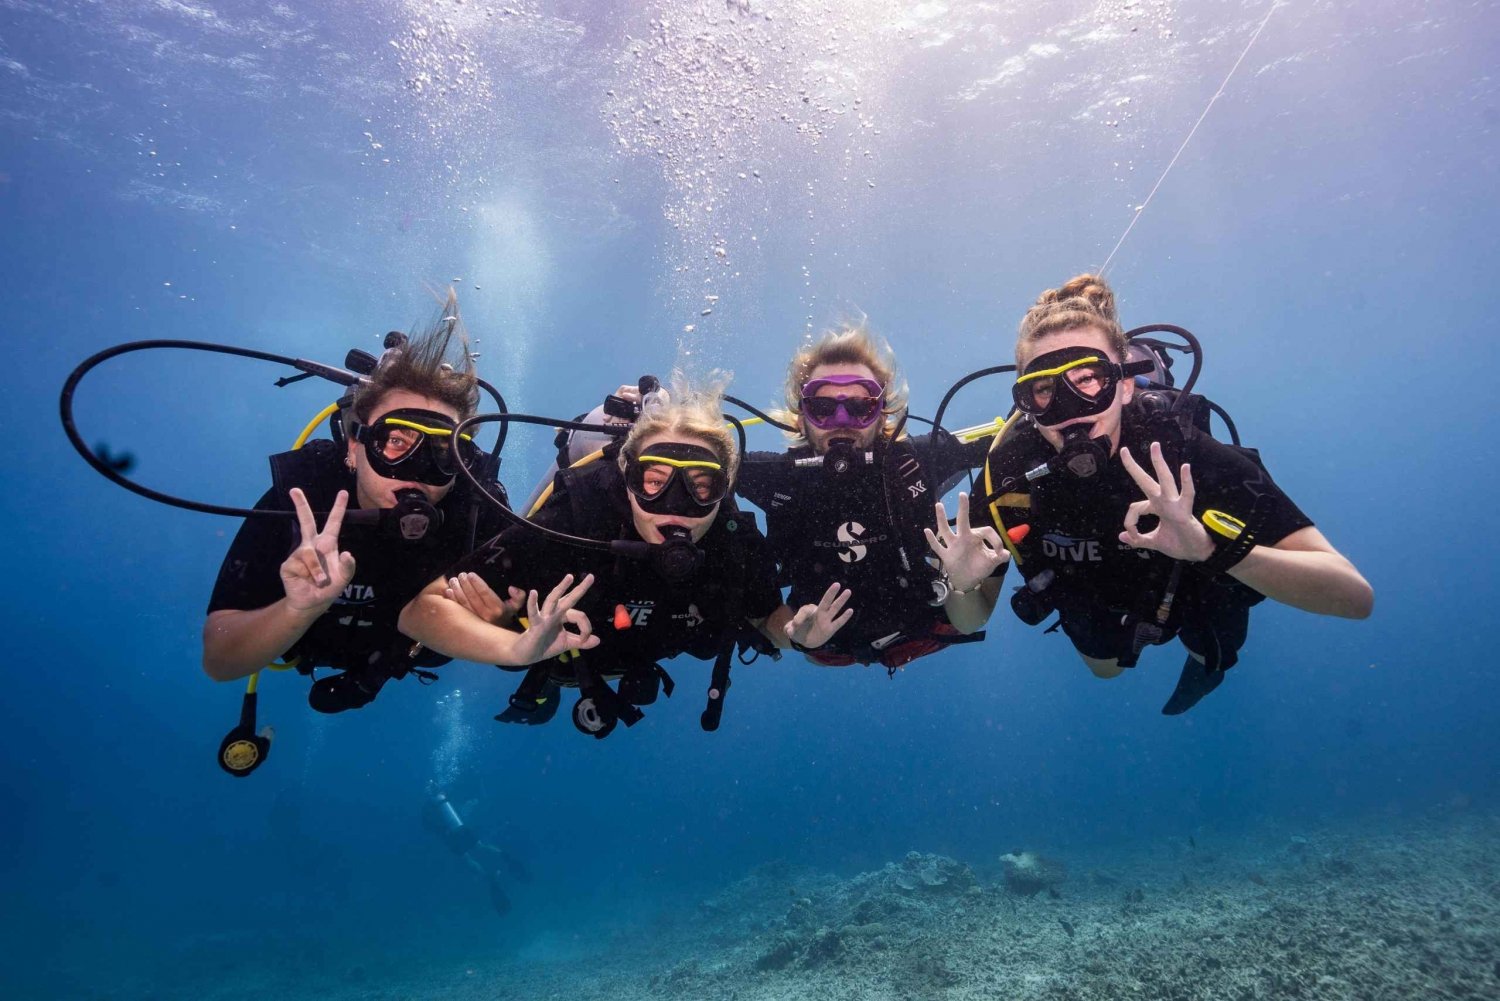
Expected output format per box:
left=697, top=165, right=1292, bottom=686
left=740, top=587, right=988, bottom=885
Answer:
left=280, top=488, right=357, bottom=612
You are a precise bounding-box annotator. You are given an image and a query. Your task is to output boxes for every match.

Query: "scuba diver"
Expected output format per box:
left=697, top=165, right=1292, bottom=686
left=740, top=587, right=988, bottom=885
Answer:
left=202, top=298, right=592, bottom=714
left=732, top=325, right=994, bottom=672
left=956, top=274, right=1373, bottom=713
left=423, top=783, right=530, bottom=916
left=399, top=377, right=786, bottom=739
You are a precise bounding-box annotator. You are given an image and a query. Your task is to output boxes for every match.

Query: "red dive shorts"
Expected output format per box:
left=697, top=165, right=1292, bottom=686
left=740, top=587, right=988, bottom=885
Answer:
left=804, top=622, right=965, bottom=671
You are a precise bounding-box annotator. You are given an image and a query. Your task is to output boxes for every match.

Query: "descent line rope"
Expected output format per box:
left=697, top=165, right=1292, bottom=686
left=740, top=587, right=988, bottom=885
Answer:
left=1098, top=1, right=1283, bottom=276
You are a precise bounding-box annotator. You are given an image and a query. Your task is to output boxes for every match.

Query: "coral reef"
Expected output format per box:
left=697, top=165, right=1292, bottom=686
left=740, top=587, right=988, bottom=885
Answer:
left=998, top=850, right=1069, bottom=897
left=23, top=814, right=1500, bottom=1001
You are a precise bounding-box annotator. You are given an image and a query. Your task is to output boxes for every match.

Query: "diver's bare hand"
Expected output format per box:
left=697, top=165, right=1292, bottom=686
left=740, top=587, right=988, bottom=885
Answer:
left=510, top=573, right=600, bottom=664
left=280, top=488, right=356, bottom=613
left=924, top=492, right=1009, bottom=593
left=1118, top=442, right=1215, bottom=562
left=444, top=572, right=525, bottom=625
left=785, top=582, right=855, bottom=650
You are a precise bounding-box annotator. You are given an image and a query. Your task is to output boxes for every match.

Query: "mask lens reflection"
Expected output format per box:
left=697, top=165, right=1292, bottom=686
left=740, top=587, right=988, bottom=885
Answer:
left=682, top=467, right=720, bottom=502
left=1023, top=376, right=1056, bottom=410
left=801, top=396, right=881, bottom=426
left=638, top=463, right=674, bottom=498
left=1064, top=363, right=1112, bottom=399
left=376, top=426, right=423, bottom=462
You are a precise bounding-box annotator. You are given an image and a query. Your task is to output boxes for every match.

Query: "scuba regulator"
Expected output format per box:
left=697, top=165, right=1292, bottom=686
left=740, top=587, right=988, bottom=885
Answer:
left=387, top=487, right=442, bottom=542
left=1023, top=424, right=1112, bottom=483
left=648, top=524, right=706, bottom=582
left=790, top=438, right=877, bottom=478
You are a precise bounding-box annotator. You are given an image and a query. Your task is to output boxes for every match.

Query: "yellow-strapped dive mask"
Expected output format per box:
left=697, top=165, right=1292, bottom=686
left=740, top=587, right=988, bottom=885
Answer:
left=351, top=408, right=475, bottom=486
left=625, top=442, right=729, bottom=516
left=1014, top=347, right=1134, bottom=427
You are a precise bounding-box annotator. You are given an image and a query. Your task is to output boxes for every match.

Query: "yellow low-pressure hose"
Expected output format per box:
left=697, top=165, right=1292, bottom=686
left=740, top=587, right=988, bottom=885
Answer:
left=294, top=402, right=342, bottom=450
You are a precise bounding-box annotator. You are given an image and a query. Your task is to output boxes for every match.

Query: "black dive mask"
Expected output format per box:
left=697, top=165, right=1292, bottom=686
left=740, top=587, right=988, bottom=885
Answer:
left=624, top=441, right=729, bottom=517
left=1013, top=346, right=1134, bottom=428
left=351, top=408, right=473, bottom=487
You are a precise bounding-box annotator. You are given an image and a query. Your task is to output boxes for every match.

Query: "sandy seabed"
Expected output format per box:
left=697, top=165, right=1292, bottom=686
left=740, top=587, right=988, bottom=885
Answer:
left=39, top=812, right=1500, bottom=1001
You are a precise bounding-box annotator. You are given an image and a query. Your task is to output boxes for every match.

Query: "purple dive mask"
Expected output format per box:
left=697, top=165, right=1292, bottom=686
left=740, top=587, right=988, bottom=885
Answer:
left=799, top=375, right=886, bottom=430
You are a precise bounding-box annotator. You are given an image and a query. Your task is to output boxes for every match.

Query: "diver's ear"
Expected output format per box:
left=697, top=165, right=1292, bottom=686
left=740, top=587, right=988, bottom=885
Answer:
left=346, top=436, right=360, bottom=472
left=1119, top=368, right=1136, bottom=406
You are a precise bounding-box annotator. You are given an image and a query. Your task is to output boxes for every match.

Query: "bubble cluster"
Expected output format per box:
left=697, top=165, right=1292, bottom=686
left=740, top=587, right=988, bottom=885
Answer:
left=604, top=1, right=904, bottom=361
left=386, top=0, right=504, bottom=173
left=429, top=688, right=473, bottom=788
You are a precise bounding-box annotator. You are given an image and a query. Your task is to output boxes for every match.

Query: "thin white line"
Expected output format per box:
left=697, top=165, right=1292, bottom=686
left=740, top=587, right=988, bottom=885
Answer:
left=1099, top=1, right=1283, bottom=277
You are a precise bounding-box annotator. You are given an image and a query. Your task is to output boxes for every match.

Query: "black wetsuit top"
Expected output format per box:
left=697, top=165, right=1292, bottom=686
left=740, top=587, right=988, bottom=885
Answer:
left=207, top=440, right=506, bottom=679
left=737, top=433, right=990, bottom=661
left=448, top=461, right=783, bottom=676
left=973, top=408, right=1313, bottom=664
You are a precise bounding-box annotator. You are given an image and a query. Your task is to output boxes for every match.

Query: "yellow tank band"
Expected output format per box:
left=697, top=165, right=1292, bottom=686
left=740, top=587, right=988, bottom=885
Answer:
left=983, top=439, right=1024, bottom=566
left=954, top=417, right=1006, bottom=443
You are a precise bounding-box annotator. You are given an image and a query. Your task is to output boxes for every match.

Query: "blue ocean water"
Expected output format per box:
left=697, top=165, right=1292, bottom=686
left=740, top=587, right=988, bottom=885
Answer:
left=2, top=1, right=1497, bottom=997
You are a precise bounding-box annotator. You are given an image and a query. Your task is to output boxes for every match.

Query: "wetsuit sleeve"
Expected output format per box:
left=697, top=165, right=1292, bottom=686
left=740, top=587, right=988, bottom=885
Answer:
left=1189, top=437, right=1314, bottom=547
left=733, top=451, right=785, bottom=512
left=206, top=488, right=296, bottom=614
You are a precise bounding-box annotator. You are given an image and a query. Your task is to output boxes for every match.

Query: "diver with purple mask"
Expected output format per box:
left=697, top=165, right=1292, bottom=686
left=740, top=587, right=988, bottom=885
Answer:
left=735, top=326, right=992, bottom=672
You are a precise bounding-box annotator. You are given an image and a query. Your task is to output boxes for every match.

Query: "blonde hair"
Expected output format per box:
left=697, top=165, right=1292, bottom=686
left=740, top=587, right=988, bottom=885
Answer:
left=351, top=288, right=479, bottom=422
left=775, top=323, right=910, bottom=447
left=618, top=371, right=740, bottom=483
left=1015, top=274, right=1125, bottom=367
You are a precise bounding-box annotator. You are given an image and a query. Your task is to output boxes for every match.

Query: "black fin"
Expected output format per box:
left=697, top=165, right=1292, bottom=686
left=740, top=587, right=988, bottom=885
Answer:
left=493, top=681, right=562, bottom=725
left=1161, top=655, right=1224, bottom=715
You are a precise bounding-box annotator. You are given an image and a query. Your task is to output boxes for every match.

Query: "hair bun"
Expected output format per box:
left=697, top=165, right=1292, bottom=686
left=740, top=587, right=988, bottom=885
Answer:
left=1052, top=274, right=1115, bottom=321
left=1016, top=273, right=1125, bottom=361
